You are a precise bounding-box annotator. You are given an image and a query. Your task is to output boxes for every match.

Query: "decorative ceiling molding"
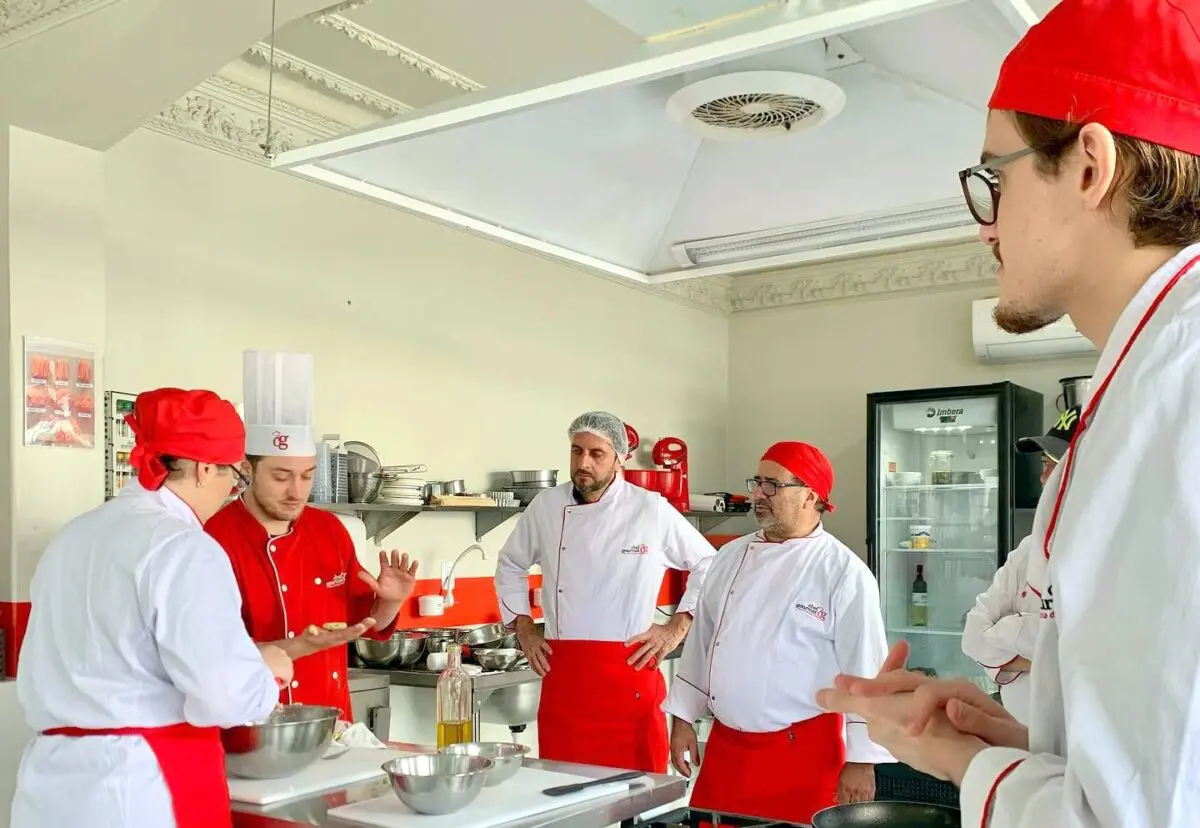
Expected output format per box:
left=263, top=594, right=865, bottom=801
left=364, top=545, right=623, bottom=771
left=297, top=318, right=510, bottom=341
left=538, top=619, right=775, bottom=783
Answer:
left=146, top=75, right=349, bottom=165
left=308, top=12, right=484, bottom=92
left=651, top=242, right=997, bottom=314
left=0, top=0, right=120, bottom=49
left=726, top=243, right=996, bottom=312
left=245, top=42, right=410, bottom=116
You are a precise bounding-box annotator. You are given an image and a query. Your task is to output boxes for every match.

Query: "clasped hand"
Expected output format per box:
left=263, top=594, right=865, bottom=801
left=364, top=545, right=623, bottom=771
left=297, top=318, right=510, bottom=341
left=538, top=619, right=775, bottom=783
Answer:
left=815, top=641, right=1028, bottom=784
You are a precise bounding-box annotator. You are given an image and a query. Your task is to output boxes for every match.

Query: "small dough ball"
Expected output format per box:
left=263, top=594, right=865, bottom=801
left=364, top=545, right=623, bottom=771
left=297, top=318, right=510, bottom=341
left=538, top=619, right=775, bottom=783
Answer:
left=323, top=622, right=348, bottom=631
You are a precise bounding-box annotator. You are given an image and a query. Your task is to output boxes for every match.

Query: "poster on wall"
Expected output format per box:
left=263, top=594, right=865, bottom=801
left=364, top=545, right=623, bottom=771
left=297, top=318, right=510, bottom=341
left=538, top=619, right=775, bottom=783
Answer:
left=24, top=337, right=96, bottom=449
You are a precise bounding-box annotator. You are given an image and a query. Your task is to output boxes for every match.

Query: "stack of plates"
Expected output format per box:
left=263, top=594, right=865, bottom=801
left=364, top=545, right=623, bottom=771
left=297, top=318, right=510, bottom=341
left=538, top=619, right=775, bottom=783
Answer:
left=376, top=469, right=425, bottom=506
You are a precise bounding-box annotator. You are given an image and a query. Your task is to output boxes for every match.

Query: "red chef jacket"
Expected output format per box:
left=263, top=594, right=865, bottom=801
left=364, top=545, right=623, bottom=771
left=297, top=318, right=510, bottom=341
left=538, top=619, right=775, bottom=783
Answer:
left=206, top=498, right=398, bottom=719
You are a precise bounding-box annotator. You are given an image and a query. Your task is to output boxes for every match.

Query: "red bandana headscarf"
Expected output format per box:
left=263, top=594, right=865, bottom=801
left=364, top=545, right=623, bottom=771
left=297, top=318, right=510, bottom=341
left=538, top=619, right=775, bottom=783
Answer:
left=989, top=0, right=1200, bottom=155
left=125, top=388, right=245, bottom=490
left=761, top=441, right=836, bottom=513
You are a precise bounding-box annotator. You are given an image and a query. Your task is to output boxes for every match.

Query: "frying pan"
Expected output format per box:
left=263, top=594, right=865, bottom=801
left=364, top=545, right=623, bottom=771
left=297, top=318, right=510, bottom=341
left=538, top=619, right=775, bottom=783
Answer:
left=811, top=801, right=961, bottom=828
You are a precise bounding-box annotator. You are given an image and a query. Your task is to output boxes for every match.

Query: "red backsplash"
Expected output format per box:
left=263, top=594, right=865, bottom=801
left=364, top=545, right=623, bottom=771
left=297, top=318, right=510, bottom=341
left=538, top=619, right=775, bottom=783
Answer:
left=0, top=534, right=730, bottom=677
left=0, top=601, right=31, bottom=678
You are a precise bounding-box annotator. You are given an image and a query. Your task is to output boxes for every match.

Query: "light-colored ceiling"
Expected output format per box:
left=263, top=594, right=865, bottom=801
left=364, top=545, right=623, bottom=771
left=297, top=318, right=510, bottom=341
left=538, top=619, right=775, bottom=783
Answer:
left=3, top=0, right=1044, bottom=315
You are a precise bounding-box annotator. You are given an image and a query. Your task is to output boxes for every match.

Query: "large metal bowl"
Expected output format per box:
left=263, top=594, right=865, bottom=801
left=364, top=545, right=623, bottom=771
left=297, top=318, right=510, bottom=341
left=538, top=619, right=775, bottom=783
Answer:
left=458, top=623, right=508, bottom=649
left=439, top=741, right=529, bottom=786
left=222, top=704, right=340, bottom=779
left=382, top=753, right=492, bottom=815
left=812, top=802, right=961, bottom=828
left=355, top=630, right=428, bottom=667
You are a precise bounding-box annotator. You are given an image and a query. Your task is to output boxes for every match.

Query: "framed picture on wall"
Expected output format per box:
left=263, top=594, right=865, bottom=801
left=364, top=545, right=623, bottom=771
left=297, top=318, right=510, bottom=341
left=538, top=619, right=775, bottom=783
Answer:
left=24, top=336, right=97, bottom=449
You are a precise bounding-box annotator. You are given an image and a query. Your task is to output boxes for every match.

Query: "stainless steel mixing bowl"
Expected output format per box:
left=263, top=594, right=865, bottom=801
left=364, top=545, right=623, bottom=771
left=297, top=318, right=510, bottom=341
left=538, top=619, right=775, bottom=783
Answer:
left=382, top=753, right=493, bottom=815
left=457, top=623, right=507, bottom=649
left=221, top=704, right=339, bottom=779
left=471, top=647, right=523, bottom=671
left=439, top=742, right=529, bottom=786
left=355, top=630, right=428, bottom=667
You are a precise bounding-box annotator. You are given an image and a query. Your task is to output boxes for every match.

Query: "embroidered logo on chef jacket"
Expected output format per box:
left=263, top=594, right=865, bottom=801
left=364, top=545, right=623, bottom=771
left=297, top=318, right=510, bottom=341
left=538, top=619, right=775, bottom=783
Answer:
left=327, top=571, right=347, bottom=589
left=621, top=543, right=649, bottom=556
left=1039, top=583, right=1055, bottom=619
left=795, top=602, right=828, bottom=622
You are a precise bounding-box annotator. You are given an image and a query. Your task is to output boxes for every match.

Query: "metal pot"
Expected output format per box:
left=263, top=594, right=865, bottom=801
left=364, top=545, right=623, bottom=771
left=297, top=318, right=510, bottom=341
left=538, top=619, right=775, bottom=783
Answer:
left=457, top=623, right=508, bottom=649
left=1057, top=374, right=1093, bottom=411
left=510, top=469, right=557, bottom=485
left=812, top=802, right=961, bottom=828
left=442, top=479, right=466, bottom=495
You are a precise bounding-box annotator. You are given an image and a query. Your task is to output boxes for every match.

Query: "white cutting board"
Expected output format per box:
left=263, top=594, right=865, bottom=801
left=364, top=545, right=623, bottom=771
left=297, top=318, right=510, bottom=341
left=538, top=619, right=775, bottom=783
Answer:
left=328, top=766, right=633, bottom=828
left=228, top=747, right=411, bottom=806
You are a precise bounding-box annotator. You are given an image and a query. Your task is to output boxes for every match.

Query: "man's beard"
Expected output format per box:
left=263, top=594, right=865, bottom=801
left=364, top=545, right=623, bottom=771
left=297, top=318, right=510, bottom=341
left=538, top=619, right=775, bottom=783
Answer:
left=250, top=487, right=304, bottom=522
left=993, top=303, right=1064, bottom=335
left=572, top=468, right=613, bottom=495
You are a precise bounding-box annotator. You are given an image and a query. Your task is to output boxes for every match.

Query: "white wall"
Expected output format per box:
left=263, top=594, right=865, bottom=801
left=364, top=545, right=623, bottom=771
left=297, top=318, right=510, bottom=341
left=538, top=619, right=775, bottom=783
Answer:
left=727, top=284, right=1099, bottom=557
left=103, top=128, right=730, bottom=571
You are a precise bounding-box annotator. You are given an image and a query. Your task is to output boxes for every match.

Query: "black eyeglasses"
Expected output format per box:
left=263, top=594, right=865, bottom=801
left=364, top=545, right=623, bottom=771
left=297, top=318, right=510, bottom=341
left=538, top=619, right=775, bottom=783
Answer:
left=957, top=147, right=1037, bottom=226
left=228, top=464, right=250, bottom=492
left=746, top=477, right=808, bottom=497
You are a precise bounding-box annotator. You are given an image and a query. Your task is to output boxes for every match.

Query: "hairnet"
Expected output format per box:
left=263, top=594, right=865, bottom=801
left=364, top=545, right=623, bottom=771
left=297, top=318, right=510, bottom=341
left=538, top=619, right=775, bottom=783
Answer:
left=568, top=411, right=629, bottom=458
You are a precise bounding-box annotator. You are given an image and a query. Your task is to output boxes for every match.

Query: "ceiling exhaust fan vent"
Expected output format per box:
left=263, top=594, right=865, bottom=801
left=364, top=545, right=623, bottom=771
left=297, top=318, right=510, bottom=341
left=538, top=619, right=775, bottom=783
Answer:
left=667, top=71, right=845, bottom=141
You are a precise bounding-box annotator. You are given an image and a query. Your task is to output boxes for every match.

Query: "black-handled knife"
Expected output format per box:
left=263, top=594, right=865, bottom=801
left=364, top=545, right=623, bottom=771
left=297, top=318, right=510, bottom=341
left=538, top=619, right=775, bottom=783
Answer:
left=542, top=770, right=643, bottom=797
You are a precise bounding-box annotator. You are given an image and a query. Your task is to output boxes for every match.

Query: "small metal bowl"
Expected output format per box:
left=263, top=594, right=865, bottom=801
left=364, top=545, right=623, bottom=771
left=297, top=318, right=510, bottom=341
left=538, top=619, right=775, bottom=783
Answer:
left=382, top=753, right=493, bottom=815
left=222, top=704, right=339, bottom=779
left=355, top=630, right=428, bottom=668
left=472, top=647, right=523, bottom=672
left=439, top=741, right=529, bottom=786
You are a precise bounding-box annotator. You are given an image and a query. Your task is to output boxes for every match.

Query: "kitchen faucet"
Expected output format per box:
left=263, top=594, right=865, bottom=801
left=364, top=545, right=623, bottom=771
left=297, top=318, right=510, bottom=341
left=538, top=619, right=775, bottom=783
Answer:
left=442, top=543, right=486, bottom=607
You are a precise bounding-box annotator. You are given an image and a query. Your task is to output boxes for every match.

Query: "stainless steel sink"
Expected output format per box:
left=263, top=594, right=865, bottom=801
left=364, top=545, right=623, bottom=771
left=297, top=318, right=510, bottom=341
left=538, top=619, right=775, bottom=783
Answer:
left=480, top=678, right=541, bottom=726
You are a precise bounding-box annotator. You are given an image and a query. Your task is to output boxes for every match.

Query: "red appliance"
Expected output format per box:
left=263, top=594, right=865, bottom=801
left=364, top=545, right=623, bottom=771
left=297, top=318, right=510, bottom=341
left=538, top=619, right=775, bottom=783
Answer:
left=623, top=436, right=690, bottom=513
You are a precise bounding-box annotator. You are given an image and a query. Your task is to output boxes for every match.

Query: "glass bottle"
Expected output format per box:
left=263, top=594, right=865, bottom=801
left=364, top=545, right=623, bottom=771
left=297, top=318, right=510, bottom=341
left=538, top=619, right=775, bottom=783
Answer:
left=909, top=564, right=929, bottom=627
left=436, top=644, right=474, bottom=748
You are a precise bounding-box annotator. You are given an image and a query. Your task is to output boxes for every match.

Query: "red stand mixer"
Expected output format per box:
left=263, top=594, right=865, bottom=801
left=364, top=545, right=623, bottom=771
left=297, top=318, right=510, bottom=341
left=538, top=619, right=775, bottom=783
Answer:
left=623, top=432, right=690, bottom=514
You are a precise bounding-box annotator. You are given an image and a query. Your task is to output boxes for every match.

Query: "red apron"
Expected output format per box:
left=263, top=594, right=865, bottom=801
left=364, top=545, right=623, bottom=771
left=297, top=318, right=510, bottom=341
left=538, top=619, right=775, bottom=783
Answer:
left=536, top=640, right=668, bottom=773
left=689, top=712, right=845, bottom=824
left=43, top=723, right=230, bottom=828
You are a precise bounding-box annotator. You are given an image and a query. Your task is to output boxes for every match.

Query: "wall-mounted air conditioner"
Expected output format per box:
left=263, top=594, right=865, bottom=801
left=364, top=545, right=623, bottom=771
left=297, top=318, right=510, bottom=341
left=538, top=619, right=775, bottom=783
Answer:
left=971, top=297, right=1097, bottom=363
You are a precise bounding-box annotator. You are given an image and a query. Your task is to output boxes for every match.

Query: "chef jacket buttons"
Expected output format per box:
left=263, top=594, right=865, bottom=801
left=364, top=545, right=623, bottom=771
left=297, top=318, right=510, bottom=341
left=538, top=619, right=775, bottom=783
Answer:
left=332, top=671, right=339, bottom=680
left=268, top=544, right=276, bottom=553
left=314, top=577, right=322, bottom=585
left=291, top=680, right=299, bottom=689
left=281, top=584, right=288, bottom=593
left=287, top=631, right=295, bottom=639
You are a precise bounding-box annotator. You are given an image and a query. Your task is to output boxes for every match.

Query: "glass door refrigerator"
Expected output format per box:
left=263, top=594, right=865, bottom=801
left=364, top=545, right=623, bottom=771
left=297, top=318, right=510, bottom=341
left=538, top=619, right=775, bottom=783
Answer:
left=866, top=382, right=1043, bottom=804
left=866, top=382, right=1043, bottom=690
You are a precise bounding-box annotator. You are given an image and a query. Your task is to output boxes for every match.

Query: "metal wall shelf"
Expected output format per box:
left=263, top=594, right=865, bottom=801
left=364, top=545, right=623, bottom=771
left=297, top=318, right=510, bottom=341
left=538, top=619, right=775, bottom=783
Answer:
left=312, top=502, right=744, bottom=544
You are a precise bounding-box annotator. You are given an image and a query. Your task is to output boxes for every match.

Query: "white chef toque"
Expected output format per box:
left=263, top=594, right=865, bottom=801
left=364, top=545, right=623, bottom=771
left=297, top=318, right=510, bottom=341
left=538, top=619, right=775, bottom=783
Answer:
left=242, top=350, right=317, bottom=457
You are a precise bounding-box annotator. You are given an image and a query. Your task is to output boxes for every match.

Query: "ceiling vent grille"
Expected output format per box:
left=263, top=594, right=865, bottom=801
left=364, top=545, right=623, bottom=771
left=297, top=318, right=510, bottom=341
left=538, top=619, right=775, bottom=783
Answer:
left=667, top=70, right=844, bottom=140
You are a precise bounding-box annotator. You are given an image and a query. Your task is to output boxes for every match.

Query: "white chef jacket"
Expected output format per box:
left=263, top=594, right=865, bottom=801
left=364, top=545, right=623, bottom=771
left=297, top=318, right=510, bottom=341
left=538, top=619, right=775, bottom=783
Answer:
left=961, top=535, right=1052, bottom=725
left=664, top=528, right=895, bottom=764
left=960, top=242, right=1200, bottom=828
left=11, top=481, right=279, bottom=828
left=494, top=478, right=715, bottom=641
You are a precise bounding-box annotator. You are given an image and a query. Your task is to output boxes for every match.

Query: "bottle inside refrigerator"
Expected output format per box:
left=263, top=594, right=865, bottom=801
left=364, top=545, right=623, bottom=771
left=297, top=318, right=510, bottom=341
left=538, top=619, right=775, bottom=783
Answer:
left=867, top=382, right=1042, bottom=688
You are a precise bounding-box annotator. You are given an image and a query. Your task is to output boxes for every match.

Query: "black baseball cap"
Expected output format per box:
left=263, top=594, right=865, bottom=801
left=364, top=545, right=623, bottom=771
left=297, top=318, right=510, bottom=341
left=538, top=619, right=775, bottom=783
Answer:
left=1016, top=406, right=1080, bottom=462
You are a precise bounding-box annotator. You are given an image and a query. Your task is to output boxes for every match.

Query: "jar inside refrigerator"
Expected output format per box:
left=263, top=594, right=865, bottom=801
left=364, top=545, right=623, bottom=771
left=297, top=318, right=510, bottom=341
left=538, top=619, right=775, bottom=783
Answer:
left=928, top=450, right=955, bottom=485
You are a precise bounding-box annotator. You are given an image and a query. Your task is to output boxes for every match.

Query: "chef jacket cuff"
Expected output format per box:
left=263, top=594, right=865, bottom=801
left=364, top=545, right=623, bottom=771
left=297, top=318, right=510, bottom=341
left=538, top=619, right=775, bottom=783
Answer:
left=497, top=591, right=532, bottom=626
left=961, top=746, right=1030, bottom=828
left=844, top=718, right=895, bottom=764
left=662, top=676, right=708, bottom=723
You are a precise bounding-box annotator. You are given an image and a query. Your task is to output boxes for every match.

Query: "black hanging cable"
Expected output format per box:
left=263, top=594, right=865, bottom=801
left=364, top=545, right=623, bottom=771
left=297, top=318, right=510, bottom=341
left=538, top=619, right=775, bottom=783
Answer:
left=260, top=0, right=279, bottom=159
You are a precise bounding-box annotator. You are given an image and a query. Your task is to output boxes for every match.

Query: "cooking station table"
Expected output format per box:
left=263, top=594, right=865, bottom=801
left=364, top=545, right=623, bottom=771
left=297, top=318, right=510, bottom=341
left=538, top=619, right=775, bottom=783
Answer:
left=230, top=742, right=686, bottom=828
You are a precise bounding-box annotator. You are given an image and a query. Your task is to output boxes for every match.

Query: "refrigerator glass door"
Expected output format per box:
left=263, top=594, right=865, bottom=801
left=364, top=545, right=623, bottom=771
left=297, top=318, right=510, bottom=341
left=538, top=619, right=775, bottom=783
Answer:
left=875, top=395, right=1001, bottom=689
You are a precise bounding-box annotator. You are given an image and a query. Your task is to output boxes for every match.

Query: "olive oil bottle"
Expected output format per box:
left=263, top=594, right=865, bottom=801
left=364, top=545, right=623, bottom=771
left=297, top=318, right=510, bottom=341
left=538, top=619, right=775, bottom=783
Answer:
left=435, top=644, right=474, bottom=748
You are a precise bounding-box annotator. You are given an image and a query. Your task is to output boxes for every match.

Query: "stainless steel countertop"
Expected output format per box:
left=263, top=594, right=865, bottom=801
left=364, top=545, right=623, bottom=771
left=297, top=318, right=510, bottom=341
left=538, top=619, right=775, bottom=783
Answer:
left=230, top=742, right=686, bottom=827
